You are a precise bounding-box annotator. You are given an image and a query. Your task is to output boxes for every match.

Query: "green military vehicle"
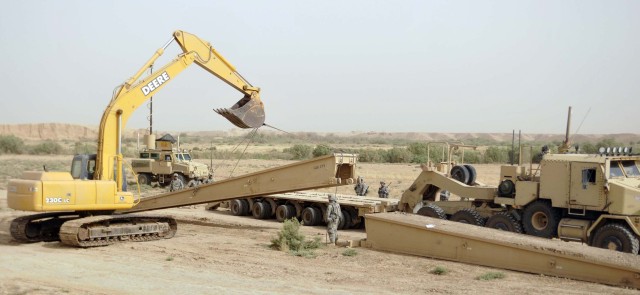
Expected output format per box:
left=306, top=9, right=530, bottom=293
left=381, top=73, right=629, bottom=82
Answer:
left=131, top=134, right=209, bottom=186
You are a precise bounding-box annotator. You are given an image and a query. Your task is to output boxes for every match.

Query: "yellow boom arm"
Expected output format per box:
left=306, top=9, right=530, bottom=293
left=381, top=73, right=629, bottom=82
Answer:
left=95, top=30, right=265, bottom=189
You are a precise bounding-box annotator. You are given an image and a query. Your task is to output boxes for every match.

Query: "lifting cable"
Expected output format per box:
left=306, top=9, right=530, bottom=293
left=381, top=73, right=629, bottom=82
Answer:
left=262, top=123, right=345, bottom=198
left=212, top=127, right=260, bottom=178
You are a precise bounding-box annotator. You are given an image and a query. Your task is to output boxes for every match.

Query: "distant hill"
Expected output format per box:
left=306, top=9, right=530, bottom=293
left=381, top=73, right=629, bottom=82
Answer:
left=0, top=123, right=638, bottom=145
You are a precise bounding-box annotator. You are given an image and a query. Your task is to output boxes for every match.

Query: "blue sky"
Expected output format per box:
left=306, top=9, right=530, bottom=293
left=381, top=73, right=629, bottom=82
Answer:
left=0, top=1, right=638, bottom=134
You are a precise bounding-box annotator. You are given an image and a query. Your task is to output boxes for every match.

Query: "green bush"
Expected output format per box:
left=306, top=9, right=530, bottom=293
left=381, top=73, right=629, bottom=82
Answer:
left=271, top=219, right=322, bottom=256
left=430, top=266, right=448, bottom=275
left=313, top=145, right=333, bottom=157
left=476, top=272, right=505, bottom=281
left=342, top=248, right=358, bottom=256
left=284, top=144, right=313, bottom=160
left=385, top=147, right=413, bottom=163
left=0, top=135, right=25, bottom=154
left=29, top=141, right=63, bottom=155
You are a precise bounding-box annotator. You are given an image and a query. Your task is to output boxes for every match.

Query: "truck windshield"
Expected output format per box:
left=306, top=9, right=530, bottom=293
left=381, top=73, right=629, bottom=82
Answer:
left=622, top=160, right=640, bottom=177
left=176, top=154, right=184, bottom=161
left=610, top=161, right=624, bottom=178
left=182, top=154, right=192, bottom=161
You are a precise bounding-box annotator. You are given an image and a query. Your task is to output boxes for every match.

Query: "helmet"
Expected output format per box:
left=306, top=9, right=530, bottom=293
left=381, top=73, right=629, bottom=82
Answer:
left=327, top=194, right=337, bottom=202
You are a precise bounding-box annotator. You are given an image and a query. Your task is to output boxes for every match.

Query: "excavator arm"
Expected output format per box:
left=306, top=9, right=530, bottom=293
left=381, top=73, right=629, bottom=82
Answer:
left=95, top=30, right=265, bottom=188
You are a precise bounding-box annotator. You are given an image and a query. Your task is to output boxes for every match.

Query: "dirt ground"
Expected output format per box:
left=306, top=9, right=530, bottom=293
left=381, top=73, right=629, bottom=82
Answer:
left=0, top=162, right=638, bottom=294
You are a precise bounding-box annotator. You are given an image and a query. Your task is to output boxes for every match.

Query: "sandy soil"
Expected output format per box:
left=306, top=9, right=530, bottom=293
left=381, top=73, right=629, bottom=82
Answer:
left=1, top=163, right=638, bottom=294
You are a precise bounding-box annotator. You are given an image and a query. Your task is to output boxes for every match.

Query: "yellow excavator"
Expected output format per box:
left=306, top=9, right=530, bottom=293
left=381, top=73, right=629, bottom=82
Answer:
left=7, top=30, right=266, bottom=246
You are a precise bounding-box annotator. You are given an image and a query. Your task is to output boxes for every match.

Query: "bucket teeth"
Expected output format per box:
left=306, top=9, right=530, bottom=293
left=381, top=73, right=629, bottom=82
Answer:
left=214, top=108, right=250, bottom=129
left=214, top=96, right=265, bottom=129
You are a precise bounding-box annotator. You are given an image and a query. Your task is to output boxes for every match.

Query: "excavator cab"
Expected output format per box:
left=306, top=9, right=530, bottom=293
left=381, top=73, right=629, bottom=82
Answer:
left=216, top=94, right=265, bottom=129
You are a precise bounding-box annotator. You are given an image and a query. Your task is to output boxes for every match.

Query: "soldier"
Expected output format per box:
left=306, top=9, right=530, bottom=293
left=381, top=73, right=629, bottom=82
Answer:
left=202, top=173, right=214, bottom=184
left=354, top=176, right=369, bottom=196
left=187, top=178, right=199, bottom=188
left=324, top=194, right=341, bottom=246
left=378, top=181, right=390, bottom=198
left=169, top=173, right=184, bottom=192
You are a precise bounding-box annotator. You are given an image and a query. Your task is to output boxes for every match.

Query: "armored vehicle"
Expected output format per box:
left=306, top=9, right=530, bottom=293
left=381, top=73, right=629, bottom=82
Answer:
left=131, top=134, right=209, bottom=186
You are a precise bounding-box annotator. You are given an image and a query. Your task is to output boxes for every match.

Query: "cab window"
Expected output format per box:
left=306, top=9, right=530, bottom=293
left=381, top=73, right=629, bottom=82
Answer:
left=139, top=152, right=150, bottom=158
left=150, top=153, right=160, bottom=160
left=609, top=161, right=624, bottom=178
left=183, top=154, right=192, bottom=161
left=177, top=154, right=185, bottom=161
left=165, top=155, right=172, bottom=161
left=622, top=160, right=640, bottom=177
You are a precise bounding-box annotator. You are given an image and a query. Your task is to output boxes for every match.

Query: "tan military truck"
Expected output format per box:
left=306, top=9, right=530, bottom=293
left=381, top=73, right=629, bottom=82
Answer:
left=400, top=144, right=640, bottom=254
left=131, top=134, right=209, bottom=186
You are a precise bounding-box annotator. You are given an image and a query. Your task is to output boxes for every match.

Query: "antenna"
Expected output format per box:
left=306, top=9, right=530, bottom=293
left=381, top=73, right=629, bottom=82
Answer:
left=570, top=107, right=591, bottom=143
left=559, top=106, right=572, bottom=154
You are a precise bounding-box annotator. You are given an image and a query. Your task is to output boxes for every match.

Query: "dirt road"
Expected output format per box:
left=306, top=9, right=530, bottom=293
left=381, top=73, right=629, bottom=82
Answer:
left=1, top=188, right=637, bottom=294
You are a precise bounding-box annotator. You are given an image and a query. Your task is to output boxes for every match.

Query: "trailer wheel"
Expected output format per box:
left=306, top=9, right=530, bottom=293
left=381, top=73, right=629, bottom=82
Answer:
left=450, top=208, right=484, bottom=226
left=450, top=165, right=470, bottom=184
left=417, top=204, right=447, bottom=219
left=276, top=204, right=296, bottom=222
left=252, top=202, right=272, bottom=219
left=230, top=199, right=249, bottom=216
left=338, top=209, right=353, bottom=230
left=463, top=164, right=477, bottom=185
left=301, top=207, right=321, bottom=226
left=591, top=223, right=640, bottom=254
left=485, top=212, right=522, bottom=233
left=522, top=200, right=561, bottom=238
left=137, top=174, right=151, bottom=185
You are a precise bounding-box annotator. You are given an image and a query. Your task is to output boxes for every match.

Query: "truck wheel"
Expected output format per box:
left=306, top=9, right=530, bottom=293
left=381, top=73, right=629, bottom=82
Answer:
left=485, top=212, right=522, bottom=233
left=276, top=204, right=296, bottom=222
left=463, top=164, right=477, bottom=185
left=338, top=209, right=353, bottom=230
left=137, top=174, right=151, bottom=185
left=450, top=165, right=470, bottom=184
left=301, top=207, right=321, bottom=226
left=417, top=203, right=447, bottom=219
left=522, top=200, right=561, bottom=238
left=252, top=202, right=272, bottom=219
left=591, top=223, right=640, bottom=254
left=450, top=208, right=485, bottom=226
left=231, top=199, right=250, bottom=216
left=230, top=200, right=244, bottom=216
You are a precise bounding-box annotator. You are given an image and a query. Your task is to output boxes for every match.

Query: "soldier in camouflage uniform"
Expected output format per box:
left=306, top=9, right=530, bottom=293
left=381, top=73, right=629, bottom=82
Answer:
left=202, top=174, right=214, bottom=184
left=378, top=181, right=390, bottom=198
left=324, top=194, right=341, bottom=246
left=354, top=176, right=369, bottom=196
left=169, top=173, right=184, bottom=192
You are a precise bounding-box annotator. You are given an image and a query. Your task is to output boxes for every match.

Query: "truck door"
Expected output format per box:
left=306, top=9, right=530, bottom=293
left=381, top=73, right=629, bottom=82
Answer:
left=569, top=162, right=601, bottom=207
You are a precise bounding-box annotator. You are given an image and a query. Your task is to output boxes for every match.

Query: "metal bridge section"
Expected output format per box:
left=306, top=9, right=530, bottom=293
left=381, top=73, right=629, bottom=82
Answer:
left=121, top=153, right=357, bottom=213
left=365, top=213, right=640, bottom=289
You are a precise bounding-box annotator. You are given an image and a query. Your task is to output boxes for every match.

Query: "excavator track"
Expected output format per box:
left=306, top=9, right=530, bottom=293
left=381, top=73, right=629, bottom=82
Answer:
left=59, top=214, right=177, bottom=248
left=10, top=212, right=79, bottom=243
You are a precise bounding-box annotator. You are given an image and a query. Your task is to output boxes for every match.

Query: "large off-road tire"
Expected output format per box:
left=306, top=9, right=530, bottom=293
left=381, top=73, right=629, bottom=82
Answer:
left=338, top=209, right=353, bottom=230
left=463, top=164, right=477, bottom=185
left=522, top=200, right=561, bottom=238
left=301, top=207, right=322, bottom=226
left=450, top=165, right=471, bottom=184
left=137, top=173, right=152, bottom=186
left=230, top=199, right=250, bottom=216
left=417, top=203, right=447, bottom=219
left=591, top=223, right=640, bottom=254
left=252, top=201, right=272, bottom=219
left=485, top=212, right=523, bottom=233
left=275, top=204, right=296, bottom=222
left=450, top=208, right=485, bottom=226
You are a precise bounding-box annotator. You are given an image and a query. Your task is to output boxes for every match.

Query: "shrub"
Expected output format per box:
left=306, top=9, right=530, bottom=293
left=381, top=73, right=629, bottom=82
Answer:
left=29, top=141, right=63, bottom=155
left=284, top=144, right=313, bottom=160
left=342, top=248, right=358, bottom=256
left=476, top=272, right=505, bottom=281
left=430, top=266, right=448, bottom=275
left=271, top=219, right=322, bottom=258
left=312, top=145, right=333, bottom=157
left=0, top=135, right=25, bottom=154
left=385, top=147, right=413, bottom=163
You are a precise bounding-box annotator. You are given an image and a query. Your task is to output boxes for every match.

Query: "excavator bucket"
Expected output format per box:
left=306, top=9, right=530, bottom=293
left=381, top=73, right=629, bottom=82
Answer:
left=215, top=95, right=265, bottom=129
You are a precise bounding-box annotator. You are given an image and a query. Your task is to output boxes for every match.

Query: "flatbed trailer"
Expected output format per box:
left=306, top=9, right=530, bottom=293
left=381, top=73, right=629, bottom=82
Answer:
left=222, top=191, right=398, bottom=229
